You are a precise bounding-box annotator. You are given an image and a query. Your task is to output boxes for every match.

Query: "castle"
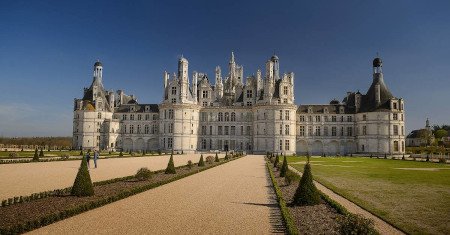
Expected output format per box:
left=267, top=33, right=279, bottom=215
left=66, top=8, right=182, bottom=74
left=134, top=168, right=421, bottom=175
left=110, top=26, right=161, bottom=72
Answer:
left=73, top=53, right=406, bottom=155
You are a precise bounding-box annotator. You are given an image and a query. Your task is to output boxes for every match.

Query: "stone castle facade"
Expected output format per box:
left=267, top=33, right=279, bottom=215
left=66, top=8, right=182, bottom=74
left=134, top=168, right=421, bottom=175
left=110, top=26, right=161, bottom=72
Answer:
left=73, top=53, right=406, bottom=155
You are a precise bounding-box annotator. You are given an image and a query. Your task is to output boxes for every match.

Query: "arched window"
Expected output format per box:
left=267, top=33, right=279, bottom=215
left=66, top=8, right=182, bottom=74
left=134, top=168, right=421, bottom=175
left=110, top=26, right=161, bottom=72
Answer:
left=231, top=112, right=236, bottom=122
left=218, top=112, right=223, bottom=122
left=225, top=112, right=230, bottom=122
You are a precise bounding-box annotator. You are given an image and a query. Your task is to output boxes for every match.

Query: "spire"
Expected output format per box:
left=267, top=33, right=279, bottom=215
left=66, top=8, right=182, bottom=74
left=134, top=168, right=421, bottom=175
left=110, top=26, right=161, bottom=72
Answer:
left=426, top=118, right=431, bottom=130
left=230, top=51, right=235, bottom=64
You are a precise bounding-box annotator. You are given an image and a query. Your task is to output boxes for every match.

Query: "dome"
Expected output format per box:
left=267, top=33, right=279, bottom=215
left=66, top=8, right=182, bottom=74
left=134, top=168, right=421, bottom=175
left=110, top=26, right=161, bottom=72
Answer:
left=373, top=57, right=382, bottom=67
left=94, top=61, right=102, bottom=67
left=271, top=55, right=279, bottom=61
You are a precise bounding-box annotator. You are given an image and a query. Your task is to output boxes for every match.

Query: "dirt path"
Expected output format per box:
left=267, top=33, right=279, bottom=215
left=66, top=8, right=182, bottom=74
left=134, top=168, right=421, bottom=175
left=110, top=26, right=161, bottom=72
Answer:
left=29, top=156, right=284, bottom=234
left=288, top=166, right=404, bottom=235
left=0, top=154, right=224, bottom=200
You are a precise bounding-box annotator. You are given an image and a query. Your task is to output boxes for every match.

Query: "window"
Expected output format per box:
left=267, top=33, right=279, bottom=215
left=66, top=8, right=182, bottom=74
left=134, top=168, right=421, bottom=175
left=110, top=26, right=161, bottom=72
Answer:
left=240, top=126, right=244, bottom=135
left=340, top=116, right=344, bottom=122
left=218, top=112, right=223, bottom=121
left=315, top=126, right=321, bottom=136
left=98, top=112, right=102, bottom=118
left=225, top=112, right=230, bottom=121
left=200, top=112, right=207, bottom=121
left=308, top=126, right=313, bottom=136
left=285, top=111, right=290, bottom=120
left=152, top=124, right=157, bottom=134
left=332, top=127, right=337, bottom=136
left=171, top=98, right=176, bottom=103
left=315, top=116, right=321, bottom=122
left=137, top=125, right=141, bottom=134
left=283, top=98, right=288, bottom=103
left=130, top=125, right=134, bottom=134
left=300, top=115, right=305, bottom=122
left=332, top=116, right=336, bottom=122
left=347, top=127, right=352, bottom=136
left=324, top=126, right=328, bottom=136
left=299, top=126, right=305, bottom=136
left=246, top=90, right=253, bottom=98
left=225, top=126, right=229, bottom=135
left=153, top=114, right=158, bottom=120
left=231, top=126, right=236, bottom=135
left=324, top=116, right=329, bottom=122
left=362, top=115, right=367, bottom=121
left=279, top=110, right=283, bottom=120
left=168, top=123, right=173, bottom=133
left=341, top=127, right=344, bottom=136
left=168, top=138, right=173, bottom=149
left=218, top=126, right=223, bottom=135
left=347, top=116, right=352, bottom=122
left=231, top=112, right=236, bottom=122
left=123, top=125, right=127, bottom=133
left=285, top=140, right=290, bottom=150
left=138, top=114, right=142, bottom=120
left=401, top=126, right=404, bottom=135
left=363, top=126, right=367, bottom=135
left=130, top=114, right=135, bottom=120
left=145, top=125, right=149, bottom=134
left=393, top=125, right=399, bottom=135
left=201, top=126, right=207, bottom=135
left=283, top=86, right=288, bottom=95
left=285, top=125, right=290, bottom=135
left=394, top=140, right=399, bottom=151
left=279, top=140, right=283, bottom=151
left=279, top=124, right=283, bottom=135
left=308, top=116, right=313, bottom=122
left=393, top=102, right=397, bottom=109
left=401, top=114, right=404, bottom=121
left=393, top=113, right=398, bottom=120
left=202, top=90, right=208, bottom=98
left=145, top=114, right=150, bottom=120
left=171, top=87, right=177, bottom=95
left=247, top=101, right=252, bottom=106
left=201, top=139, right=207, bottom=149
left=168, top=109, right=174, bottom=119
left=247, top=126, right=251, bottom=135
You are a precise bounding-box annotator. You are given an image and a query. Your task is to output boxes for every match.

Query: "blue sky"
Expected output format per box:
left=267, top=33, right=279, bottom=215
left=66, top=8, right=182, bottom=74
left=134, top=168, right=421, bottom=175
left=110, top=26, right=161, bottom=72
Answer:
left=0, top=0, right=449, bottom=136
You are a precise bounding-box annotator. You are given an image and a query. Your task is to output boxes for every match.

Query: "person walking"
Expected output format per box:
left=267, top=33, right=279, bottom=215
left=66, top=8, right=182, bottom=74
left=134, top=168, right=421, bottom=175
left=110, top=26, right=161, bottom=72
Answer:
left=86, top=152, right=91, bottom=168
left=94, top=150, right=99, bottom=168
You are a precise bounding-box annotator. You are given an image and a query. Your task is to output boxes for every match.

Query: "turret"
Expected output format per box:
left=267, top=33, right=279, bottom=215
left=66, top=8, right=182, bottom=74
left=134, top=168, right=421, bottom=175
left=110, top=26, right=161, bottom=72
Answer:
left=109, top=91, right=115, bottom=109
left=93, top=61, right=103, bottom=84
left=256, top=69, right=262, bottom=97
left=163, top=71, right=169, bottom=89
left=215, top=66, right=223, bottom=99
left=178, top=57, right=189, bottom=101
left=270, top=55, right=280, bottom=80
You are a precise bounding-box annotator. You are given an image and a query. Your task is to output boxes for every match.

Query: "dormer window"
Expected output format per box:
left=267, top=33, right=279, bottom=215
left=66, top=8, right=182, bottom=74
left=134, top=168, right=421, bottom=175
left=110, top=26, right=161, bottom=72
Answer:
left=324, top=108, right=328, bottom=113
left=339, top=106, right=344, bottom=114
left=283, top=86, right=288, bottom=95
left=308, top=107, right=313, bottom=113
left=145, top=106, right=149, bottom=112
left=171, top=87, right=177, bottom=95
left=246, top=90, right=253, bottom=98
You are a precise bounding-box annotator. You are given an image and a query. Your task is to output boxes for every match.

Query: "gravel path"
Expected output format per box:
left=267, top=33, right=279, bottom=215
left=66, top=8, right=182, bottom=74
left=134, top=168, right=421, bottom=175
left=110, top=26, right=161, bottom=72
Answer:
left=0, top=154, right=223, bottom=200
left=29, top=156, right=283, bottom=234
left=288, top=166, right=404, bottom=235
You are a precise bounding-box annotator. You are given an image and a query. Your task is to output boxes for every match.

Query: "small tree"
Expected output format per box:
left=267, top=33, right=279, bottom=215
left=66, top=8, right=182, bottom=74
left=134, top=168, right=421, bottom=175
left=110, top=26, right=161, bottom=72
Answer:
left=39, top=148, right=44, bottom=157
left=165, top=154, right=176, bottom=174
left=280, top=155, right=288, bottom=177
left=33, top=148, right=39, bottom=162
left=224, top=152, right=229, bottom=160
left=273, top=154, right=280, bottom=168
left=293, top=162, right=320, bottom=206
left=215, top=153, right=220, bottom=162
left=79, top=150, right=83, bottom=156
left=119, top=151, right=123, bottom=157
left=198, top=154, right=205, bottom=167
left=135, top=167, right=152, bottom=181
left=71, top=156, right=94, bottom=197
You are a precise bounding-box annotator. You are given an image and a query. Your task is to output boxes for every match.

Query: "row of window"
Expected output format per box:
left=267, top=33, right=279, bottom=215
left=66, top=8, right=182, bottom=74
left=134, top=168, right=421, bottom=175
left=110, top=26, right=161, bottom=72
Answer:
left=299, top=115, right=352, bottom=122
left=200, top=112, right=253, bottom=122
left=279, top=139, right=290, bottom=151
left=298, top=126, right=353, bottom=137
left=200, top=139, right=252, bottom=151
left=121, top=113, right=158, bottom=121
left=122, top=124, right=158, bottom=134
left=201, top=125, right=252, bottom=136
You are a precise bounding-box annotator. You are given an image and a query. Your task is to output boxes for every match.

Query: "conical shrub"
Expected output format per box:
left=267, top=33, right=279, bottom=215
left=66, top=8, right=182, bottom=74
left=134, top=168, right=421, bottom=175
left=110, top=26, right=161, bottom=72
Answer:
left=198, top=154, right=205, bottom=167
left=215, top=153, right=220, bottom=162
left=39, top=148, right=44, bottom=157
left=224, top=153, right=229, bottom=160
left=274, top=154, right=280, bottom=168
left=280, top=155, right=288, bottom=177
left=165, top=154, right=176, bottom=174
left=71, top=156, right=94, bottom=197
left=33, top=148, right=39, bottom=162
left=293, top=163, right=320, bottom=206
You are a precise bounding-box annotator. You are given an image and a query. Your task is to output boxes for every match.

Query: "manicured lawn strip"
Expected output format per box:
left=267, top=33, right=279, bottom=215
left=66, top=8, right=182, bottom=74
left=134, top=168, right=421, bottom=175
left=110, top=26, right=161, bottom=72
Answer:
left=289, top=156, right=450, bottom=234
left=266, top=160, right=298, bottom=235
left=0, top=156, right=243, bottom=234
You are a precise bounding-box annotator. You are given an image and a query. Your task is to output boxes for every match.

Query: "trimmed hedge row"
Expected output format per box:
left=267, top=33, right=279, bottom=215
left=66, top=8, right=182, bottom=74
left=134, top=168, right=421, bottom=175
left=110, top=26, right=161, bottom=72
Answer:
left=0, top=156, right=242, bottom=234
left=266, top=161, right=299, bottom=235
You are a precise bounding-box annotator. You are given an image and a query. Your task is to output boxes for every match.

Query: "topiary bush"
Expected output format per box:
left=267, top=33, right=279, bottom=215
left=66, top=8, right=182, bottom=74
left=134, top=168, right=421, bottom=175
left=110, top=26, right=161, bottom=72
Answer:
left=215, top=153, right=220, bottom=162
left=224, top=152, right=229, bottom=160
left=206, top=156, right=214, bottom=164
left=33, top=149, right=39, bottom=162
left=119, top=151, right=123, bottom=157
left=198, top=155, right=205, bottom=167
left=39, top=148, right=44, bottom=157
left=293, top=162, right=320, bottom=206
left=71, top=156, right=94, bottom=197
left=280, top=155, right=288, bottom=177
left=187, top=160, right=193, bottom=169
left=165, top=154, right=176, bottom=174
left=135, top=167, right=152, bottom=181
left=274, top=154, right=280, bottom=168
left=338, top=214, right=377, bottom=235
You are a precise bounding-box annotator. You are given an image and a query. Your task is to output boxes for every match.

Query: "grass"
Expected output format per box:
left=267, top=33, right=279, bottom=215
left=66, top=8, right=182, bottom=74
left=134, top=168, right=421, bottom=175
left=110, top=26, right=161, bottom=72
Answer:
left=287, top=156, right=450, bottom=234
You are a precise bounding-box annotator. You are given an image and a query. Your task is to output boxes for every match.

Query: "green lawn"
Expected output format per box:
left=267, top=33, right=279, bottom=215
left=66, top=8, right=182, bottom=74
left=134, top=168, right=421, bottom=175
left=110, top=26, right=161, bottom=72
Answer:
left=288, top=156, right=450, bottom=235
